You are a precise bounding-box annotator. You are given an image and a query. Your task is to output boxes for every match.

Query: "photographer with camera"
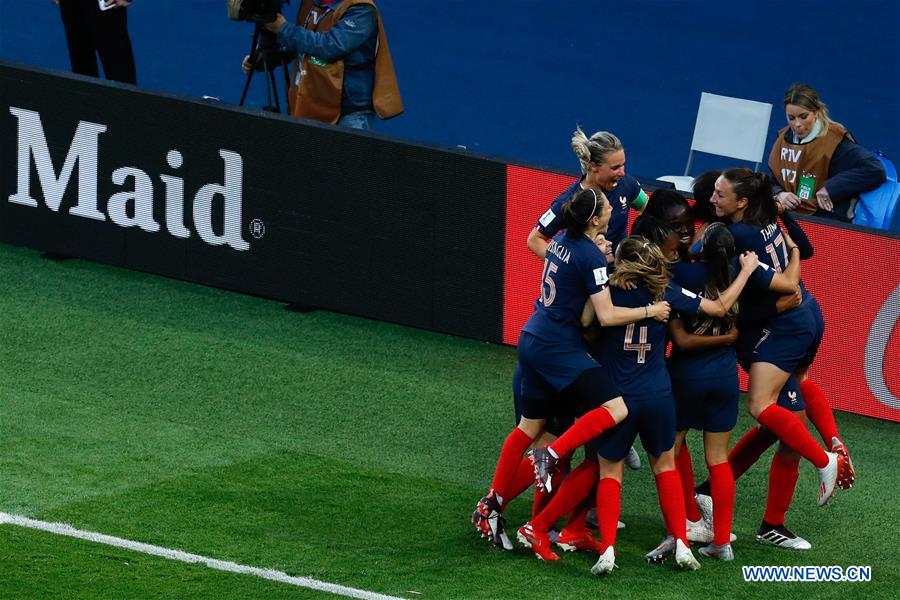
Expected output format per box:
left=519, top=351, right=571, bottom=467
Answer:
left=240, top=0, right=402, bottom=130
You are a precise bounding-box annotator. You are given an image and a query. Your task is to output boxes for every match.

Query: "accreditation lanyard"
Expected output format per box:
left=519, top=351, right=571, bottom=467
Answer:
left=294, top=3, right=337, bottom=85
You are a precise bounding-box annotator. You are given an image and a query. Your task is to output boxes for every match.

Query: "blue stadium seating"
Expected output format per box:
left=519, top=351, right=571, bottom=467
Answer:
left=853, top=151, right=900, bottom=233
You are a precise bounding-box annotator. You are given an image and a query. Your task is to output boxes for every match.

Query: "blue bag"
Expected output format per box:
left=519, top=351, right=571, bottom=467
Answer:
left=853, top=151, right=900, bottom=232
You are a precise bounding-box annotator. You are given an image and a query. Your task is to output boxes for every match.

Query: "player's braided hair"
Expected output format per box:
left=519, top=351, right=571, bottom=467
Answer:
left=630, top=214, right=676, bottom=248
left=571, top=126, right=623, bottom=175
left=643, top=189, right=691, bottom=223
left=609, top=236, right=670, bottom=301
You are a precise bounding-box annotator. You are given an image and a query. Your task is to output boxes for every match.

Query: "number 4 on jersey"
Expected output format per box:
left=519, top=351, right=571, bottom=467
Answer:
left=624, top=322, right=651, bottom=363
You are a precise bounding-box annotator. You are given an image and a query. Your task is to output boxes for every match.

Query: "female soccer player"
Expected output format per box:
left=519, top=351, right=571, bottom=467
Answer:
left=510, top=126, right=648, bottom=525
left=641, top=190, right=695, bottom=260
left=709, top=168, right=848, bottom=518
left=692, top=205, right=855, bottom=550
left=661, top=223, right=802, bottom=561
left=630, top=214, right=681, bottom=261
left=491, top=126, right=647, bottom=531
left=472, top=188, right=669, bottom=550
left=527, top=126, right=648, bottom=260
left=589, top=236, right=760, bottom=573
left=521, top=235, right=760, bottom=573
left=647, top=177, right=852, bottom=549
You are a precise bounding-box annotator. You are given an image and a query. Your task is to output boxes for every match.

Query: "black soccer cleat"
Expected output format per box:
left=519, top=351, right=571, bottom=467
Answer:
left=756, top=521, right=811, bottom=551
left=530, top=447, right=559, bottom=494
left=472, top=490, right=512, bottom=550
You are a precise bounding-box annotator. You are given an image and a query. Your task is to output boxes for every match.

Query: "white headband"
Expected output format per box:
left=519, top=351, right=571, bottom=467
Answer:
left=585, top=189, right=598, bottom=223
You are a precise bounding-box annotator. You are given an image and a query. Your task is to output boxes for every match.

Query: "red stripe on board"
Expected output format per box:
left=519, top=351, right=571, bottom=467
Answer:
left=503, top=165, right=578, bottom=345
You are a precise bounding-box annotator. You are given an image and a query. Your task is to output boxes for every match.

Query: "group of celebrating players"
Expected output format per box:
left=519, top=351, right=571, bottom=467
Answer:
left=471, top=126, right=856, bottom=574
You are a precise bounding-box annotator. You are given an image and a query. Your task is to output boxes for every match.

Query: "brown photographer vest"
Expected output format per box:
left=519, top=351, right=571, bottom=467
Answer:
left=767, top=123, right=847, bottom=215
left=288, top=0, right=403, bottom=123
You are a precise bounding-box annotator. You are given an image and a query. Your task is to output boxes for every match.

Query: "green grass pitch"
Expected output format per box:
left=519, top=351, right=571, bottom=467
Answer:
left=0, top=243, right=897, bottom=598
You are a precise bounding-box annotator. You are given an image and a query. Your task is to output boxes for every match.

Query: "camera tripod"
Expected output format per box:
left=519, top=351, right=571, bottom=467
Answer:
left=239, top=25, right=291, bottom=113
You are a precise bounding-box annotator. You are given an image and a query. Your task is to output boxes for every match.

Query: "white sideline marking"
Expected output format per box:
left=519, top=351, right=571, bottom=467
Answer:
left=0, top=512, right=404, bottom=600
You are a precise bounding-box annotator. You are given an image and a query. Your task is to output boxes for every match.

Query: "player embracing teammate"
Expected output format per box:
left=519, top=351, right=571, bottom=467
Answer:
left=471, top=130, right=853, bottom=573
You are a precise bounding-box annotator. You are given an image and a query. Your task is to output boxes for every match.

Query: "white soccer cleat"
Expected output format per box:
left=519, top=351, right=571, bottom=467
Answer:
left=674, top=539, right=701, bottom=571
left=625, top=445, right=641, bottom=470
left=756, top=523, right=811, bottom=551
left=816, top=451, right=839, bottom=506
left=695, top=493, right=713, bottom=526
left=699, top=542, right=734, bottom=561
left=590, top=546, right=616, bottom=575
left=491, top=516, right=513, bottom=551
left=686, top=518, right=714, bottom=544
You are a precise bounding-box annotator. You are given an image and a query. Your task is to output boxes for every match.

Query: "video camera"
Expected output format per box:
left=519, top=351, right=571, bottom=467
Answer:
left=227, top=0, right=289, bottom=24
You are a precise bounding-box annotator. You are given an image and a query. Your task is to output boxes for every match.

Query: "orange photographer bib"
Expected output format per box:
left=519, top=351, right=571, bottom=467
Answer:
left=288, top=0, right=402, bottom=123
left=768, top=124, right=847, bottom=215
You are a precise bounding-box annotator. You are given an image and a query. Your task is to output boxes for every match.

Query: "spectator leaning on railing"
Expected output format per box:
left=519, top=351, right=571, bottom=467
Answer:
left=767, top=83, right=885, bottom=222
left=255, top=0, right=402, bottom=130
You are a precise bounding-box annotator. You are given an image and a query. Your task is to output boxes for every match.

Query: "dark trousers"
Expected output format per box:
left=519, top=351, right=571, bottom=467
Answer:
left=58, top=0, right=137, bottom=84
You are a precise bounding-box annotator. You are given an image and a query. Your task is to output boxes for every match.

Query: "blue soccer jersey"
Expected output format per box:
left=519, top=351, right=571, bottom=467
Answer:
left=521, top=232, right=610, bottom=344
left=668, top=258, right=773, bottom=372
left=593, top=282, right=701, bottom=397
left=603, top=175, right=644, bottom=249
left=536, top=175, right=643, bottom=249
left=728, top=221, right=789, bottom=271
left=590, top=281, right=699, bottom=461
left=667, top=260, right=741, bottom=432
left=668, top=261, right=737, bottom=375
left=728, top=221, right=803, bottom=315
left=536, top=179, right=582, bottom=238
left=729, top=220, right=820, bottom=373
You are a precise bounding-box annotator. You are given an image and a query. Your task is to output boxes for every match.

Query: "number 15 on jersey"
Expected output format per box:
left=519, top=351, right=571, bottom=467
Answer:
left=540, top=259, right=558, bottom=307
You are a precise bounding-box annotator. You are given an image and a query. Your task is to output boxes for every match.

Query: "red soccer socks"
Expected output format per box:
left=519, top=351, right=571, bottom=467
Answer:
left=800, top=379, right=840, bottom=445
left=708, top=461, right=735, bottom=546
left=597, top=477, right=622, bottom=553
left=676, top=444, right=702, bottom=522
left=656, top=470, right=688, bottom=544
left=729, top=425, right=778, bottom=481
left=763, top=452, right=800, bottom=526
left=531, top=459, right=596, bottom=532
left=756, top=404, right=828, bottom=468
left=491, top=427, right=534, bottom=500
left=548, top=407, right=616, bottom=459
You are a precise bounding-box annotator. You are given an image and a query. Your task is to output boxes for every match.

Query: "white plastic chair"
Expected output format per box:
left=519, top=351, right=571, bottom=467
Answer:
left=657, top=92, right=773, bottom=192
